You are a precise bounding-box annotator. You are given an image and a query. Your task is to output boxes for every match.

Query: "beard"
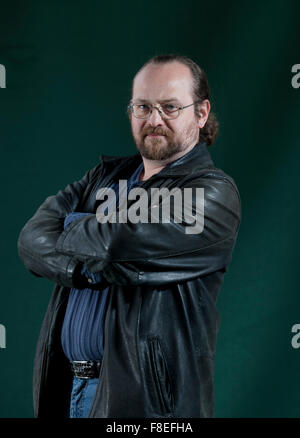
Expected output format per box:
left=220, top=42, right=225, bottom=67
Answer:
left=136, top=134, right=181, bottom=161
left=132, top=120, right=200, bottom=161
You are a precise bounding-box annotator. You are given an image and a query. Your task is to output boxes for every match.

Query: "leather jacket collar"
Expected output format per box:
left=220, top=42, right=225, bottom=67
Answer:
left=99, top=142, right=214, bottom=177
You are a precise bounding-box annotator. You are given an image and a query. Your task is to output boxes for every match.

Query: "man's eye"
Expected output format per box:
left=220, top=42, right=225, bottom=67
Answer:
left=138, top=104, right=149, bottom=110
left=163, top=104, right=177, bottom=112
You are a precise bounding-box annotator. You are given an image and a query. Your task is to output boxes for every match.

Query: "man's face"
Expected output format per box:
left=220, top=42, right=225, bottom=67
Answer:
left=130, top=61, right=201, bottom=161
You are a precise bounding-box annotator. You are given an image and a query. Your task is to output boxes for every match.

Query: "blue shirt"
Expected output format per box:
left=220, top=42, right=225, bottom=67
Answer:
left=61, top=161, right=144, bottom=361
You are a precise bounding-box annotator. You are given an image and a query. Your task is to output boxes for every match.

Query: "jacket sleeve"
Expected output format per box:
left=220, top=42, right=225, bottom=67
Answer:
left=55, top=175, right=241, bottom=286
left=17, top=165, right=101, bottom=288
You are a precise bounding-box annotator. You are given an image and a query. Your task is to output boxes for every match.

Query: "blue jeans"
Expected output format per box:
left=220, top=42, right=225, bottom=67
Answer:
left=69, top=377, right=99, bottom=418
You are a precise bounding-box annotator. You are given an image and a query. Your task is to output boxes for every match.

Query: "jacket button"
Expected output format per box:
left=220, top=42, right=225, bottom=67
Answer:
left=88, top=278, right=93, bottom=283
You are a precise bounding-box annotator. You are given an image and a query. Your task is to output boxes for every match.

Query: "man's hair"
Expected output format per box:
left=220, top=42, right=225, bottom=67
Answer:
left=132, top=54, right=219, bottom=146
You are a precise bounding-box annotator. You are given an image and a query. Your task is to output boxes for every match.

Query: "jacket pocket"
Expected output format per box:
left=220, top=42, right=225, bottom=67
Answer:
left=147, top=336, right=174, bottom=415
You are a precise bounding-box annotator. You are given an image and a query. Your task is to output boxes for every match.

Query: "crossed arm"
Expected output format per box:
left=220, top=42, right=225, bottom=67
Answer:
left=18, top=166, right=241, bottom=288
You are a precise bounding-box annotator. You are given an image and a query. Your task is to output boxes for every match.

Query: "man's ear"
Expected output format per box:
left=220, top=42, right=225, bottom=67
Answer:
left=197, top=99, right=211, bottom=128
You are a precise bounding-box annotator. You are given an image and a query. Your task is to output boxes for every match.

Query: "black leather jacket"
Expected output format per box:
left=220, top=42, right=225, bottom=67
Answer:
left=17, top=142, right=241, bottom=418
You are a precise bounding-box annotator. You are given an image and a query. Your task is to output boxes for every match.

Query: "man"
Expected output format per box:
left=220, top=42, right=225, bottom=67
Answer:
left=18, top=54, right=241, bottom=418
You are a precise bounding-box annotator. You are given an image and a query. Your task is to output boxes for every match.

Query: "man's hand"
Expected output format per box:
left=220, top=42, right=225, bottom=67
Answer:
left=65, top=212, right=106, bottom=289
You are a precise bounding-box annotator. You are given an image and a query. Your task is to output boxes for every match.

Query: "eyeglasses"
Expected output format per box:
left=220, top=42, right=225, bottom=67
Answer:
left=128, top=100, right=201, bottom=120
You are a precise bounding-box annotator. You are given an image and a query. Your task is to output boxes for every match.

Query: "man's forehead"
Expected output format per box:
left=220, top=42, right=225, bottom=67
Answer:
left=132, top=62, right=193, bottom=100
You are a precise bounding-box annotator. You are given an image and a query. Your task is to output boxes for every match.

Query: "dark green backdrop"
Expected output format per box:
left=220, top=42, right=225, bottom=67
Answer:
left=0, top=0, right=299, bottom=418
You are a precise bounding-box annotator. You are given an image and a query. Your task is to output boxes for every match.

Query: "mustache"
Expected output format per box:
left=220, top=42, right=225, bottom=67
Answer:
left=143, top=128, right=169, bottom=136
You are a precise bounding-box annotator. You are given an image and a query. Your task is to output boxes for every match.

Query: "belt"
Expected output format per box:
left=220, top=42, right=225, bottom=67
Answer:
left=71, top=360, right=102, bottom=379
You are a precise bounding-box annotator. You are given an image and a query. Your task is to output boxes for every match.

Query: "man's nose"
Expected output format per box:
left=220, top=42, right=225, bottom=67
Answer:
left=147, top=107, right=164, bottom=126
